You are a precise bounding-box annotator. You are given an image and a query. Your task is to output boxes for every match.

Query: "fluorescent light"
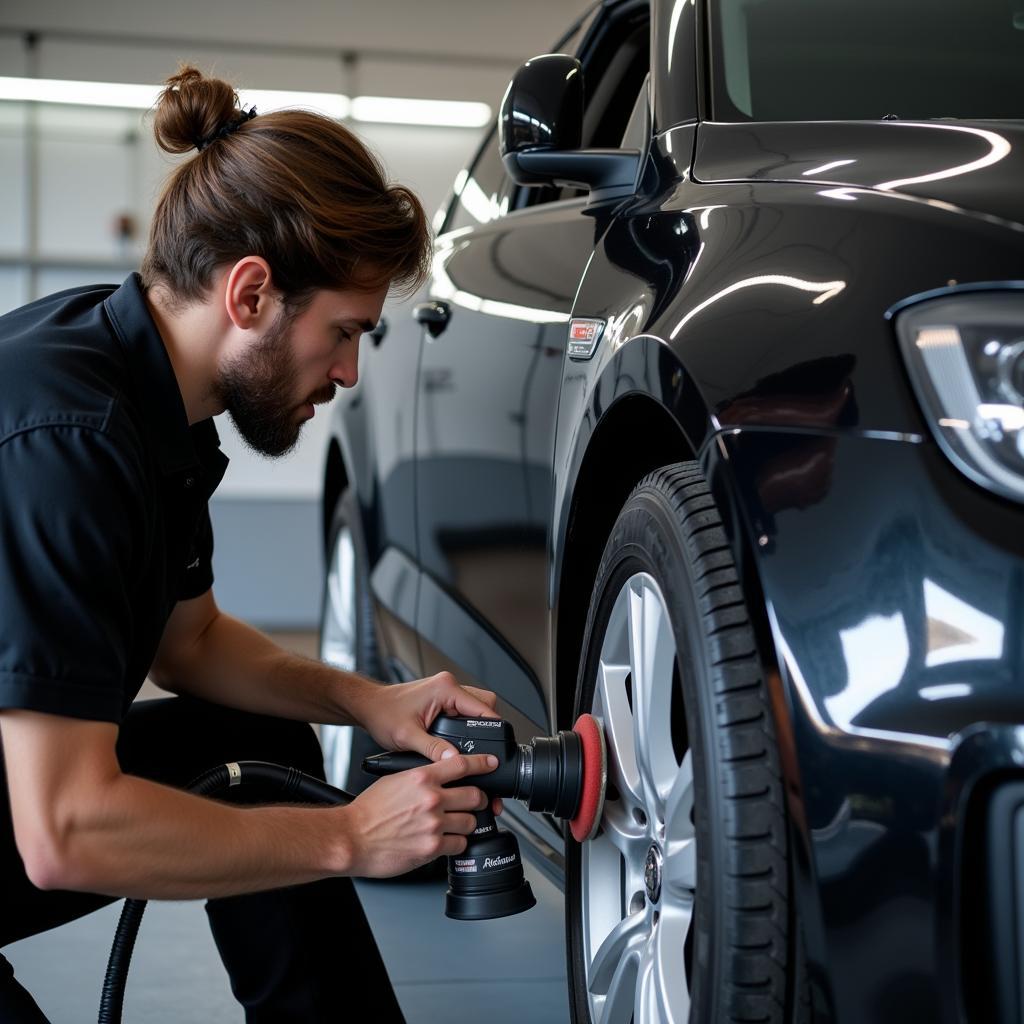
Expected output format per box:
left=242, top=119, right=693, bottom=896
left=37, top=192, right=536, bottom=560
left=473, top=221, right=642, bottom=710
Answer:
left=0, top=76, right=160, bottom=108
left=0, top=76, right=488, bottom=127
left=351, top=95, right=491, bottom=128
left=239, top=89, right=349, bottom=119
left=0, top=76, right=351, bottom=119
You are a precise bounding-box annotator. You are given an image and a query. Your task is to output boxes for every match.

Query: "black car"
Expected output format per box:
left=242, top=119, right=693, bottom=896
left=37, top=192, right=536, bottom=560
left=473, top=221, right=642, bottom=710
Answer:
left=317, top=1, right=1024, bottom=1021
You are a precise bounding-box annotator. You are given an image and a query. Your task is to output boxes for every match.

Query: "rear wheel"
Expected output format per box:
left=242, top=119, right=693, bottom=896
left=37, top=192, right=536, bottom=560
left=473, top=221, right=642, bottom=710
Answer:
left=567, top=463, right=792, bottom=1023
left=318, top=489, right=382, bottom=794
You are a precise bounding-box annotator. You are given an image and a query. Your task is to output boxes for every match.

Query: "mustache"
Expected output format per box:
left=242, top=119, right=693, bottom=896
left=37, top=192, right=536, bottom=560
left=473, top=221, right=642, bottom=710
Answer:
left=308, top=384, right=337, bottom=406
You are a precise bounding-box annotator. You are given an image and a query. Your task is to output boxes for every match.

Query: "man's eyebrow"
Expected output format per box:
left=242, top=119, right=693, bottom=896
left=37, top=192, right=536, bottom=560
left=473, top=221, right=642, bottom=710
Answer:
left=336, top=318, right=377, bottom=331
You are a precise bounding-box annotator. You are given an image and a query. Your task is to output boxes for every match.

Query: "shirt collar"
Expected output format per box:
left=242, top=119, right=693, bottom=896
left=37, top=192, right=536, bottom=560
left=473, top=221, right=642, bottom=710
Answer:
left=103, top=273, right=210, bottom=476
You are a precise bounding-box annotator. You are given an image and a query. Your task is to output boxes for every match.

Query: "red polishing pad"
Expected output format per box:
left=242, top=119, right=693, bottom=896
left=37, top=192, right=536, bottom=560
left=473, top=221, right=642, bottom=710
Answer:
left=570, top=713, right=607, bottom=843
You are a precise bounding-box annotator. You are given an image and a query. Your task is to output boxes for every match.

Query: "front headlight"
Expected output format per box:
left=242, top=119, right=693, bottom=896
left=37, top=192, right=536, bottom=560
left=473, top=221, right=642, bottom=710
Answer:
left=896, top=291, right=1024, bottom=503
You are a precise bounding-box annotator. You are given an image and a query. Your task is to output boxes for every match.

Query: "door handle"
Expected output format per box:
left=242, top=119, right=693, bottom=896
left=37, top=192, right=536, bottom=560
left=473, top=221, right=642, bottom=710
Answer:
left=413, top=300, right=451, bottom=338
left=369, top=316, right=388, bottom=347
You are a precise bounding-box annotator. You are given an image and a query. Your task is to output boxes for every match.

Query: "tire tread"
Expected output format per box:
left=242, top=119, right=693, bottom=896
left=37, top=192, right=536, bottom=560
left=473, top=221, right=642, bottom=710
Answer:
left=644, top=464, right=789, bottom=1024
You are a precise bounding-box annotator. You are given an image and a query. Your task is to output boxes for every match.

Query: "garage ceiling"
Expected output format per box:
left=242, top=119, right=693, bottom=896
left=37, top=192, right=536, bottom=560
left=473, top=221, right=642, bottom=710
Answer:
left=0, top=0, right=594, bottom=106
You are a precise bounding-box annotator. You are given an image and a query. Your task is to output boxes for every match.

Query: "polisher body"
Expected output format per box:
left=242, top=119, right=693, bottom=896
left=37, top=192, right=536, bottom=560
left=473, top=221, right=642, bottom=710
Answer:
left=363, top=714, right=607, bottom=830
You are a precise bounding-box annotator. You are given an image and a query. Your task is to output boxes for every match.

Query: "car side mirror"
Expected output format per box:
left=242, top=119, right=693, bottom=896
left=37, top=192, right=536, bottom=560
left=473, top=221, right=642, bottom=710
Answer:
left=499, top=53, right=641, bottom=203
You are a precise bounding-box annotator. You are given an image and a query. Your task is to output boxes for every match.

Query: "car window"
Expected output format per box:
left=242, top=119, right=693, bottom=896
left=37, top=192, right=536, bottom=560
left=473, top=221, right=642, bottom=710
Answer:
left=619, top=73, right=651, bottom=153
left=710, top=0, right=1024, bottom=121
left=442, top=128, right=511, bottom=234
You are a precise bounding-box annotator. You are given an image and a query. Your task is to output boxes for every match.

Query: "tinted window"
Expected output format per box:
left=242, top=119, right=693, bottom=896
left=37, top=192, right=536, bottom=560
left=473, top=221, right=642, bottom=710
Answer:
left=711, top=0, right=1024, bottom=121
left=443, top=129, right=510, bottom=233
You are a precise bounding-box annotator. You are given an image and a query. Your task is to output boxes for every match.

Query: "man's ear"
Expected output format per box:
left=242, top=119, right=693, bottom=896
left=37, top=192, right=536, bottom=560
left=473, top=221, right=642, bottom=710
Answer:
left=224, top=257, right=277, bottom=330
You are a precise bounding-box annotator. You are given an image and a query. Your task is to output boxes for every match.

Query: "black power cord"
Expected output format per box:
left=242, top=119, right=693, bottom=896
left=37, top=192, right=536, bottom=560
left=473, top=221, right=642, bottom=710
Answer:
left=97, top=760, right=352, bottom=1024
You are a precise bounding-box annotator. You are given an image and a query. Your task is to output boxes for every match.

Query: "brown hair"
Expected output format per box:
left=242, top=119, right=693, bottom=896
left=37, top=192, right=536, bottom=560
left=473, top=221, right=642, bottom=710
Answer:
left=141, top=66, right=430, bottom=308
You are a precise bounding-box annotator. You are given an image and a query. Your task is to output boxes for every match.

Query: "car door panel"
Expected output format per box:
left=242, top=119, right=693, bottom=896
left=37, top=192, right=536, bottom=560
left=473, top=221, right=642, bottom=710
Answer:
left=415, top=202, right=602, bottom=730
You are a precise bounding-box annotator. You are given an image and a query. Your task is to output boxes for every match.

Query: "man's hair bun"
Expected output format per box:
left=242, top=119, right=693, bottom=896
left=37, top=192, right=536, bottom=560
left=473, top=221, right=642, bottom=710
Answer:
left=143, top=63, right=431, bottom=305
left=152, top=65, right=241, bottom=154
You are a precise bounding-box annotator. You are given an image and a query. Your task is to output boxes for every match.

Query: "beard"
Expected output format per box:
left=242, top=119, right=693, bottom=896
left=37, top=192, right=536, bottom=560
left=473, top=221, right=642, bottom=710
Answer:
left=214, top=307, right=334, bottom=458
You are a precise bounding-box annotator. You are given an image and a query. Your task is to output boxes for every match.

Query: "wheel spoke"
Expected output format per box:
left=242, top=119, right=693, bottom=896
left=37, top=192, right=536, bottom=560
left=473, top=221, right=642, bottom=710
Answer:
left=635, top=947, right=657, bottom=1023
left=321, top=529, right=356, bottom=671
left=627, top=577, right=677, bottom=819
left=589, top=910, right=648, bottom=995
left=601, top=796, right=646, bottom=863
left=663, top=751, right=696, bottom=893
left=597, top=661, right=642, bottom=808
left=598, top=949, right=641, bottom=1024
left=652, top=901, right=694, bottom=1023
left=663, top=836, right=697, bottom=894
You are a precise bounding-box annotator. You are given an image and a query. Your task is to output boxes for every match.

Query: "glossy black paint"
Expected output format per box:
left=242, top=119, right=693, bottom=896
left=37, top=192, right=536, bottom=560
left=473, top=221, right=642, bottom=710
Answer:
left=415, top=199, right=601, bottom=729
left=499, top=53, right=583, bottom=155
left=695, top=120, right=1024, bottom=229
left=322, top=1, right=1024, bottom=1019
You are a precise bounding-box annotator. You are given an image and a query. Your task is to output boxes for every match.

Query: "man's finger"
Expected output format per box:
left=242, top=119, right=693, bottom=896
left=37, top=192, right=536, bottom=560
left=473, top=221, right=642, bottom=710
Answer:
left=460, top=686, right=499, bottom=713
left=445, top=687, right=501, bottom=721
left=440, top=811, right=479, bottom=835
left=428, top=752, right=498, bottom=784
left=438, top=834, right=469, bottom=857
left=441, top=786, right=488, bottom=813
left=424, top=736, right=458, bottom=762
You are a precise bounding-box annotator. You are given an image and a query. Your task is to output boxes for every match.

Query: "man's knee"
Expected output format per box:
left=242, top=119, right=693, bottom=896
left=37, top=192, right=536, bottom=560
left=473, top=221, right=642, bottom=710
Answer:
left=118, top=696, right=325, bottom=785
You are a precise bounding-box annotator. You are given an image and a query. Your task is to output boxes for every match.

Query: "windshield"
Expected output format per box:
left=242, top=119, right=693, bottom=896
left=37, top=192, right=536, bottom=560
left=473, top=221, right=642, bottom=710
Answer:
left=710, top=0, right=1024, bottom=121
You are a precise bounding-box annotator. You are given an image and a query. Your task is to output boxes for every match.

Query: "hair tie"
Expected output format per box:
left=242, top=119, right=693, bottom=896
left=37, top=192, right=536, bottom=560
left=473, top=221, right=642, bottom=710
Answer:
left=195, top=106, right=257, bottom=152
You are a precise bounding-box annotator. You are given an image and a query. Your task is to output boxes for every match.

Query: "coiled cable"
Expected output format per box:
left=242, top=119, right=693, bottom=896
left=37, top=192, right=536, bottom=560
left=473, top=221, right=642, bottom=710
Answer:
left=97, top=760, right=351, bottom=1024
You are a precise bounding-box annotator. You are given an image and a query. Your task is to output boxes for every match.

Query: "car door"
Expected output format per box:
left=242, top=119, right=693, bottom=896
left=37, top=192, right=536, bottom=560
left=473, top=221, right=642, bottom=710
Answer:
left=414, top=3, right=651, bottom=736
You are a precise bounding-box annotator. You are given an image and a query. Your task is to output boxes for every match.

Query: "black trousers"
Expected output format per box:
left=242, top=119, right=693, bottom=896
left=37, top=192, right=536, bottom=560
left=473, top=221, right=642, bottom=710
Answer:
left=0, top=696, right=406, bottom=1023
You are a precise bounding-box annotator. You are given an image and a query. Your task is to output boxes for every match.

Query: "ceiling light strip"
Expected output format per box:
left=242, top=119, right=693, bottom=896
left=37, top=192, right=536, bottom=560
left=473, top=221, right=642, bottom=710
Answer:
left=0, top=76, right=490, bottom=127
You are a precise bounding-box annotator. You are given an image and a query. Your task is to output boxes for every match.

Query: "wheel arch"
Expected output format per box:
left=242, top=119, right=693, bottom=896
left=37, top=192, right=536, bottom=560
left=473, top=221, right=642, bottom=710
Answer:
left=553, top=389, right=696, bottom=731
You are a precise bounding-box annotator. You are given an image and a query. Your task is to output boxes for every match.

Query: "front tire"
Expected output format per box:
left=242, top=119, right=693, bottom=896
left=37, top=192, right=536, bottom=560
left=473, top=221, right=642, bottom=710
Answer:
left=567, top=463, right=791, bottom=1024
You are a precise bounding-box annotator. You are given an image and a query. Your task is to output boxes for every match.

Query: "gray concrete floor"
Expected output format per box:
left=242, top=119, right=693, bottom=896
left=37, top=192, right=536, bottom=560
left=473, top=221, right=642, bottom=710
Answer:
left=4, top=863, right=568, bottom=1022
left=4, top=632, right=570, bottom=1022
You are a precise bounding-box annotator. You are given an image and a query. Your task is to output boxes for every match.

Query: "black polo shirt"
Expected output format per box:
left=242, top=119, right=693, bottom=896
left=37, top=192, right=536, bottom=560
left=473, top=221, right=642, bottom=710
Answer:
left=0, top=273, right=228, bottom=723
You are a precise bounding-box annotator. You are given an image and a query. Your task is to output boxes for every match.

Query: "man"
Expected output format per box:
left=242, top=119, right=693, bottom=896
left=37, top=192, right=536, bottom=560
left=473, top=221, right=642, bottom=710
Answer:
left=0, top=67, right=496, bottom=1021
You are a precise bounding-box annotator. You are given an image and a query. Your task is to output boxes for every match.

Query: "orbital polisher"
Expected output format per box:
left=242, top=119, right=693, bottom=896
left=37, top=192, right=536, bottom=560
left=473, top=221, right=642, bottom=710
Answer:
left=363, top=712, right=608, bottom=921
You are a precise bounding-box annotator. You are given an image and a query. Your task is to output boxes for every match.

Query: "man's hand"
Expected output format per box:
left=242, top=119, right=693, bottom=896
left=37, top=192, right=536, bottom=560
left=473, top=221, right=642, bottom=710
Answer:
left=341, top=752, right=498, bottom=877
left=353, top=671, right=499, bottom=763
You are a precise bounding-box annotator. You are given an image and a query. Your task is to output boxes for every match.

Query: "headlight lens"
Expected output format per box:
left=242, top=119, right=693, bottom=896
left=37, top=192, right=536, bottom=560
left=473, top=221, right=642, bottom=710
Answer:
left=896, top=291, right=1024, bottom=502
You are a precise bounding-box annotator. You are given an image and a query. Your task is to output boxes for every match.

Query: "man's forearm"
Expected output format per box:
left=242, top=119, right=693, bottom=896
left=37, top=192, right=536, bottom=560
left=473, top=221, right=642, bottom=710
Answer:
left=38, top=771, right=354, bottom=899
left=154, top=609, right=378, bottom=725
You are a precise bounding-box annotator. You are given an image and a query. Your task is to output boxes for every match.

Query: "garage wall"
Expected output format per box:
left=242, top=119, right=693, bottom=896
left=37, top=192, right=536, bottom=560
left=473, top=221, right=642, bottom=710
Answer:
left=0, top=2, right=589, bottom=628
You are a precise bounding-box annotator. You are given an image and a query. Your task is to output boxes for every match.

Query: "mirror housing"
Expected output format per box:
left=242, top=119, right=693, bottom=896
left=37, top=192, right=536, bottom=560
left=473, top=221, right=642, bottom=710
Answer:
left=499, top=53, right=641, bottom=203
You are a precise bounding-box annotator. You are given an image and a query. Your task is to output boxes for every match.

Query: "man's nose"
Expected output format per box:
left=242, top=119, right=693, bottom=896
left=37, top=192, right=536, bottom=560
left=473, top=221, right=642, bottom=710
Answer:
left=329, top=351, right=359, bottom=389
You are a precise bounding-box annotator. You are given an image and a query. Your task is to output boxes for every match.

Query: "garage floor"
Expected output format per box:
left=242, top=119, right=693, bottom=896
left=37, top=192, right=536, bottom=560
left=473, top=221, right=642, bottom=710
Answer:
left=3, top=634, right=570, bottom=1022
left=4, top=865, right=568, bottom=1022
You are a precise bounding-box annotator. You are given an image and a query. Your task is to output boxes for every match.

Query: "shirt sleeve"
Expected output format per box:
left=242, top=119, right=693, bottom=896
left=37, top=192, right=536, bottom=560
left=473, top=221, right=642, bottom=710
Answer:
left=0, top=425, right=144, bottom=722
left=178, top=504, right=215, bottom=600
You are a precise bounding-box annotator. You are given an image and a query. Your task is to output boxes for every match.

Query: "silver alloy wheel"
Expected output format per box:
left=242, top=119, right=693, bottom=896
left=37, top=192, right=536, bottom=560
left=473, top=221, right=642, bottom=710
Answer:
left=583, top=572, right=697, bottom=1024
left=319, top=525, right=357, bottom=788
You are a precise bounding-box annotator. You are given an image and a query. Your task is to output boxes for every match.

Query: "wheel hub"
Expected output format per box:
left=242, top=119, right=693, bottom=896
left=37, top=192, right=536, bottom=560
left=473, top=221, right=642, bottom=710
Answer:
left=644, top=844, right=663, bottom=905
